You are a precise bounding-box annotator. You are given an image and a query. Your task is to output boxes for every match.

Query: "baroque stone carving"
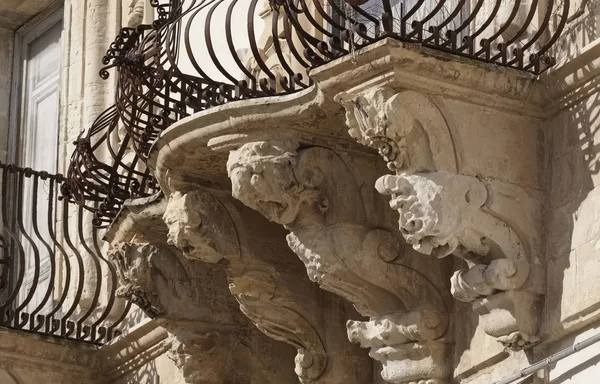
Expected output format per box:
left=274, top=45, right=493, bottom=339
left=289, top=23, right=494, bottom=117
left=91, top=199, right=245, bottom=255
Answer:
left=107, top=196, right=298, bottom=384
left=337, top=87, right=542, bottom=350
left=110, top=242, right=164, bottom=318
left=163, top=190, right=371, bottom=384
left=227, top=140, right=451, bottom=384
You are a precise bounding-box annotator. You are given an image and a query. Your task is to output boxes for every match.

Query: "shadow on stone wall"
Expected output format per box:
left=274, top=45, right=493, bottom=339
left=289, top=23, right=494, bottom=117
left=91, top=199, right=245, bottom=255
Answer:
left=545, top=33, right=600, bottom=364
left=120, top=348, right=160, bottom=384
left=554, top=0, right=600, bottom=62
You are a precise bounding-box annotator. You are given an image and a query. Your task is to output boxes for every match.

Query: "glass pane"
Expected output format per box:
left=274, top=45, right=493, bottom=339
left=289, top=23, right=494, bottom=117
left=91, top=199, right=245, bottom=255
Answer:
left=17, top=19, right=62, bottom=316
left=21, top=21, right=62, bottom=171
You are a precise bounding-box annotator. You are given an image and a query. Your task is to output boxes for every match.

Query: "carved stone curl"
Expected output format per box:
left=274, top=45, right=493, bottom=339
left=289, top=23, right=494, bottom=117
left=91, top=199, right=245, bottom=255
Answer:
left=337, top=87, right=543, bottom=351
left=163, top=189, right=371, bottom=384
left=227, top=140, right=451, bottom=384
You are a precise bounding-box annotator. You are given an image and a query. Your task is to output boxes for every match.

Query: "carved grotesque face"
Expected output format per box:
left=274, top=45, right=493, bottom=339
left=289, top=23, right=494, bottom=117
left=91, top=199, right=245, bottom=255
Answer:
left=164, top=191, right=202, bottom=254
left=163, top=191, right=235, bottom=264
left=227, top=141, right=311, bottom=226
left=111, top=243, right=164, bottom=318
left=376, top=172, right=486, bottom=258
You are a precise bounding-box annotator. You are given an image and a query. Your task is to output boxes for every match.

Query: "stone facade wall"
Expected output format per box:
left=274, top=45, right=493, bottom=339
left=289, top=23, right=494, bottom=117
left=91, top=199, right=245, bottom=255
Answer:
left=545, top=84, right=600, bottom=341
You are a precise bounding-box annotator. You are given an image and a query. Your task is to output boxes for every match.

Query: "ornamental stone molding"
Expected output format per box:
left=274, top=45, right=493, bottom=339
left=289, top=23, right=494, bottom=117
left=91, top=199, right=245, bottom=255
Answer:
left=226, top=140, right=452, bottom=384
left=336, top=86, right=544, bottom=351
left=162, top=189, right=372, bottom=384
left=106, top=195, right=298, bottom=384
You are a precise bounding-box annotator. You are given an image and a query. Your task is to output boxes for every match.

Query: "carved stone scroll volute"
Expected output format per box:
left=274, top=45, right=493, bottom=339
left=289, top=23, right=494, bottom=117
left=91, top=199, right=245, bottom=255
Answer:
left=336, top=87, right=544, bottom=351
left=163, top=190, right=372, bottom=384
left=226, top=140, right=452, bottom=384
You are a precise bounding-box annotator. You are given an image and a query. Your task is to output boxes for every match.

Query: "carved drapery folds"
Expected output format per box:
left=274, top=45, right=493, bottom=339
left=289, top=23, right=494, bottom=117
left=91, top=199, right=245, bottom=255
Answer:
left=336, top=87, right=543, bottom=351
left=162, top=189, right=371, bottom=384
left=226, top=140, right=451, bottom=384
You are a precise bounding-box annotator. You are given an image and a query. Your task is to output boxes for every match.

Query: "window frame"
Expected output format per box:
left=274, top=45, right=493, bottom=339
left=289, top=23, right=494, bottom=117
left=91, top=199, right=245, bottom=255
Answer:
left=7, top=3, right=64, bottom=167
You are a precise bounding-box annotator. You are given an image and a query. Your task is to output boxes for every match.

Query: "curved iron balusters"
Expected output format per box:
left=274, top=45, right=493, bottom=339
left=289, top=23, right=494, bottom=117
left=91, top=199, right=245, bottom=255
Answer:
left=66, top=0, right=570, bottom=225
left=0, top=163, right=129, bottom=345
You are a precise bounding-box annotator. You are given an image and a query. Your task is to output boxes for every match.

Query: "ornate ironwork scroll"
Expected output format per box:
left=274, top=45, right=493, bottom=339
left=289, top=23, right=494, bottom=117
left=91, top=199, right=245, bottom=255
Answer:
left=0, top=163, right=129, bottom=345
left=66, top=0, right=570, bottom=225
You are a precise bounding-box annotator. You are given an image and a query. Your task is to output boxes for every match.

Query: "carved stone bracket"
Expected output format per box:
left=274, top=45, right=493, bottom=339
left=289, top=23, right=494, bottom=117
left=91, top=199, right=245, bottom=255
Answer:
left=336, top=86, right=543, bottom=351
left=106, top=196, right=298, bottom=384
left=226, top=140, right=451, bottom=384
left=162, top=189, right=371, bottom=384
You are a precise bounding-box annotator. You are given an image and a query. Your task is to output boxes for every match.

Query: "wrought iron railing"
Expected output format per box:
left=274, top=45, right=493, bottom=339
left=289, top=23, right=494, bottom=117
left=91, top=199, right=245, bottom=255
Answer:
left=279, top=0, right=570, bottom=73
left=0, top=163, right=130, bottom=344
left=65, top=0, right=571, bottom=225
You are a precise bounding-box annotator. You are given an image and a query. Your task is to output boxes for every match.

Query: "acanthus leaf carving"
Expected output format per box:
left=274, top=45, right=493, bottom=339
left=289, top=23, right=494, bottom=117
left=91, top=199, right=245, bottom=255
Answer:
left=337, top=86, right=542, bottom=351
left=338, top=87, right=457, bottom=174
left=227, top=140, right=452, bottom=384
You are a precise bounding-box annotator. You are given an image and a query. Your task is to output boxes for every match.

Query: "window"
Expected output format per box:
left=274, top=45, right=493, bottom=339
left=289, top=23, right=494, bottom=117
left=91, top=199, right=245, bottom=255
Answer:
left=7, top=7, right=63, bottom=315
left=10, top=8, right=63, bottom=170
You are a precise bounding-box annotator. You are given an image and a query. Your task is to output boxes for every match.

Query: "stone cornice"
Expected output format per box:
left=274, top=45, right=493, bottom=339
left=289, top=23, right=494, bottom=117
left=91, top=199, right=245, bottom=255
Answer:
left=537, top=38, right=600, bottom=114
left=147, top=38, right=600, bottom=194
left=0, top=328, right=101, bottom=382
left=309, top=38, right=543, bottom=118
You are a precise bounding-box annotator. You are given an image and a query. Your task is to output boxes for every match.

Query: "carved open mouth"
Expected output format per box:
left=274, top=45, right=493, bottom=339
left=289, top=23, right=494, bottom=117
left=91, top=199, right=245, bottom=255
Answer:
left=414, top=236, right=455, bottom=258
left=400, top=218, right=423, bottom=235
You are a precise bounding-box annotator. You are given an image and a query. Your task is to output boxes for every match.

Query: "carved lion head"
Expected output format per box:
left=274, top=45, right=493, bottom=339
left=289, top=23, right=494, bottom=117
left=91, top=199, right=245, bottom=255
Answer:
left=227, top=140, right=319, bottom=226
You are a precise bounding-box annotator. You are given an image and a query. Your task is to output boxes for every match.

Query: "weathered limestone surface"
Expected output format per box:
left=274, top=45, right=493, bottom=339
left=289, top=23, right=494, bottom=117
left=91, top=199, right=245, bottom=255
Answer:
left=8, top=2, right=600, bottom=384
left=106, top=194, right=299, bottom=384
left=336, top=85, right=544, bottom=350
left=319, top=43, right=550, bottom=382
left=542, top=67, right=600, bottom=343
left=225, top=139, right=453, bottom=384
left=0, top=0, right=56, bottom=30
left=161, top=188, right=373, bottom=384
left=0, top=328, right=101, bottom=384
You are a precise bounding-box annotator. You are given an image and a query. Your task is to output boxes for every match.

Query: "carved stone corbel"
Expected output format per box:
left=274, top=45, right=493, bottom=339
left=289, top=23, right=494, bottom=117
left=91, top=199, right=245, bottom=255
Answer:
left=226, top=140, right=452, bottom=384
left=336, top=87, right=543, bottom=350
left=106, top=196, right=298, bottom=384
left=162, top=190, right=372, bottom=384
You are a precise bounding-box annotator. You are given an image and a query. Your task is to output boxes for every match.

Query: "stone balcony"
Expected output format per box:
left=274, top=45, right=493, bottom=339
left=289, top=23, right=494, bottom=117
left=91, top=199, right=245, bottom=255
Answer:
left=61, top=1, right=600, bottom=383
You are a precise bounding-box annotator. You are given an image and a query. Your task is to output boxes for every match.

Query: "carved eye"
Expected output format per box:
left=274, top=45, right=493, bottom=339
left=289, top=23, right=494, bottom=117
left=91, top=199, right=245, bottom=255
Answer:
left=404, top=219, right=423, bottom=233
left=318, top=198, right=330, bottom=212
